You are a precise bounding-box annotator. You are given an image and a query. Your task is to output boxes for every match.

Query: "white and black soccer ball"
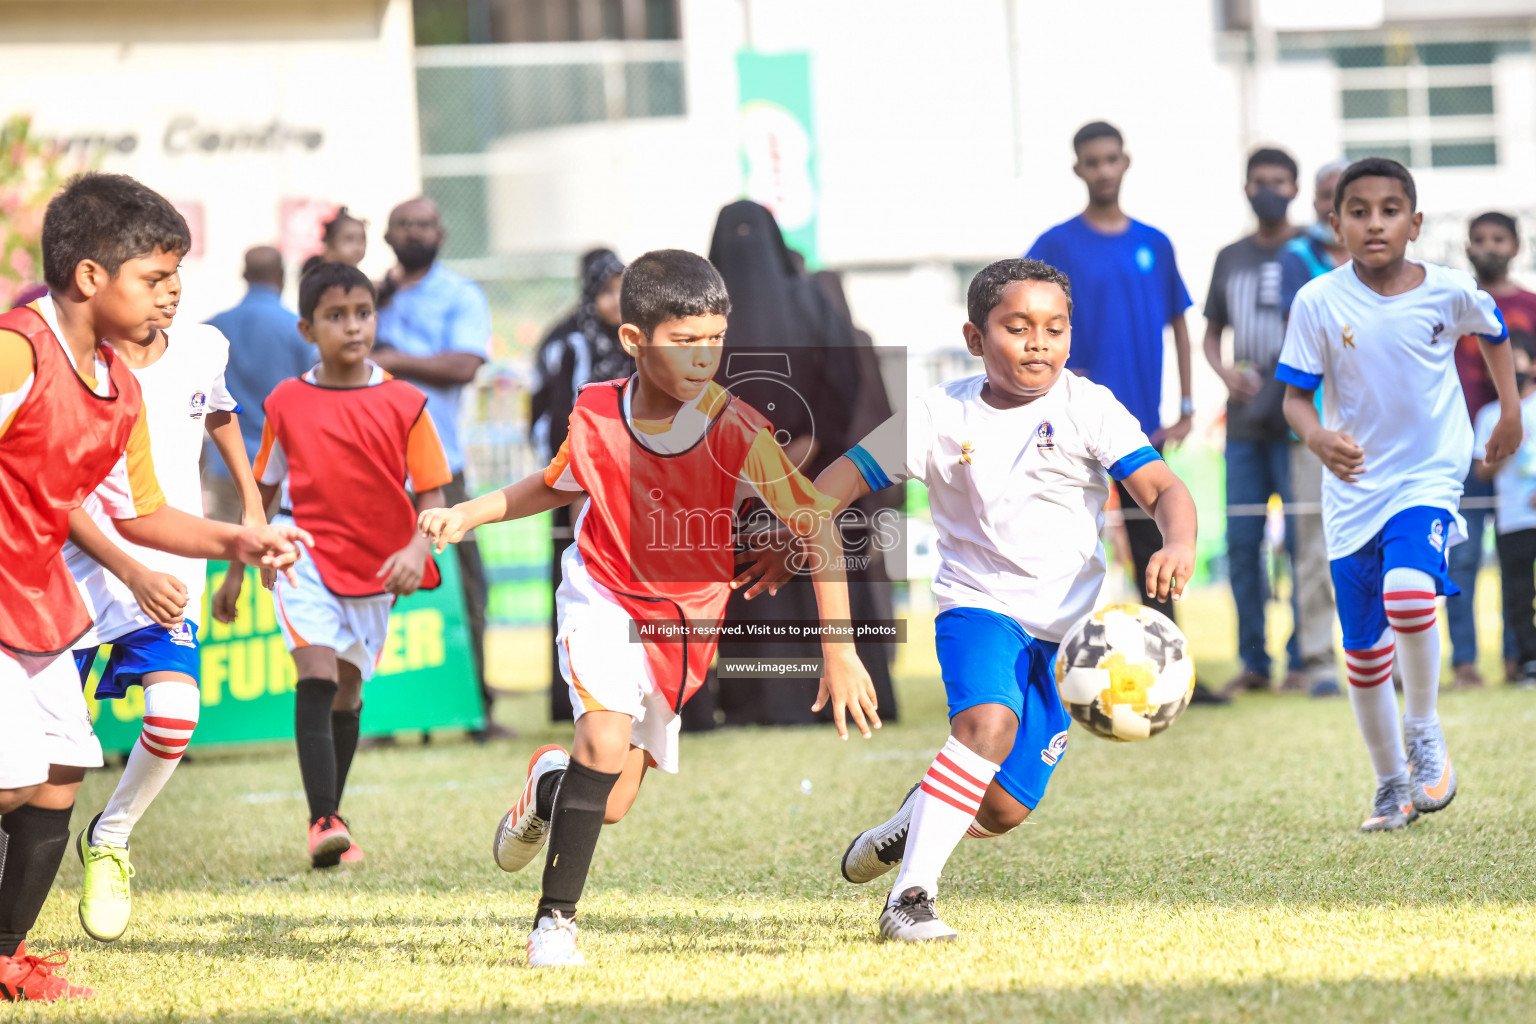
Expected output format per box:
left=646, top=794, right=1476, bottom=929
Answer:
left=1054, top=603, right=1195, bottom=742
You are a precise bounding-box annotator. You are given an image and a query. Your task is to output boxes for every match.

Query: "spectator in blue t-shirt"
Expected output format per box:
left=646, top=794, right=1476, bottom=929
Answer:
left=203, top=246, right=315, bottom=524
left=372, top=196, right=505, bottom=739
left=1027, top=121, right=1218, bottom=704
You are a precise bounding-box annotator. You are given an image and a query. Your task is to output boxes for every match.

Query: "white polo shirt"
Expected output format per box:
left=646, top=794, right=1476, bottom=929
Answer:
left=1277, top=260, right=1506, bottom=559
left=850, top=372, right=1159, bottom=642
left=66, top=324, right=239, bottom=645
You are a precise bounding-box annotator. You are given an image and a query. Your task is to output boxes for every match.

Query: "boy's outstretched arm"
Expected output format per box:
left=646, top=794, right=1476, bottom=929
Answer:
left=114, top=506, right=311, bottom=584
left=205, top=411, right=269, bottom=526
left=795, top=506, right=881, bottom=740
left=67, top=508, right=187, bottom=628
left=731, top=453, right=877, bottom=600
left=420, top=469, right=577, bottom=553
left=1480, top=338, right=1524, bottom=462
left=1284, top=383, right=1365, bottom=483
left=1118, top=461, right=1198, bottom=604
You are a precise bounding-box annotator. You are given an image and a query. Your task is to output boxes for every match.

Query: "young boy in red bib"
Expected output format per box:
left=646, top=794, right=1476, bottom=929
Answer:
left=420, top=248, right=880, bottom=967
left=225, top=262, right=450, bottom=868
left=0, top=172, right=307, bottom=1001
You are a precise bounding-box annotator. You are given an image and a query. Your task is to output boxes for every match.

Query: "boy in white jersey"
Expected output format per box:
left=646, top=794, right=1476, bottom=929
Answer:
left=1278, top=158, right=1522, bottom=832
left=809, top=259, right=1198, bottom=941
left=62, top=272, right=268, bottom=943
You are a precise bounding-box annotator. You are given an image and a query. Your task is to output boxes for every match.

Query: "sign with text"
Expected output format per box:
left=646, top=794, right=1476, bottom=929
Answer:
left=86, top=559, right=484, bottom=753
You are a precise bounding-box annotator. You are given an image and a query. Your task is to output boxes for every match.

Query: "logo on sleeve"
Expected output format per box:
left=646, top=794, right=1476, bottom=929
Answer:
left=188, top=390, right=208, bottom=419
left=1035, top=421, right=1055, bottom=451
left=1341, top=326, right=1355, bottom=349
left=958, top=440, right=975, bottom=466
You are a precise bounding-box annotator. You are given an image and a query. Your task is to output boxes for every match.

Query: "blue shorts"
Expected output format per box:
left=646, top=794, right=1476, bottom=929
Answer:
left=1331, top=507, right=1458, bottom=650
left=75, top=620, right=200, bottom=699
left=935, top=607, right=1069, bottom=810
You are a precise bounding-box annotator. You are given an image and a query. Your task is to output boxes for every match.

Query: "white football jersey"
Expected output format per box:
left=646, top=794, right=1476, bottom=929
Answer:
left=1278, top=261, right=1506, bottom=559
left=66, top=324, right=238, bottom=645
left=852, top=372, right=1159, bottom=642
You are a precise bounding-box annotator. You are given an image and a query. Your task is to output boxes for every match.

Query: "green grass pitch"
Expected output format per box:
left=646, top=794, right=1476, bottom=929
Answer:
left=15, top=598, right=1536, bottom=1022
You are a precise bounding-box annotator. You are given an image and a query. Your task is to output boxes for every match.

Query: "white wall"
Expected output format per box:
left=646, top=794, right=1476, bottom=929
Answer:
left=0, top=0, right=421, bottom=324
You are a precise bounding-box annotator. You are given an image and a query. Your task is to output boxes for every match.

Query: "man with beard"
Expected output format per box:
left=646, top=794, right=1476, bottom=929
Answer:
left=372, top=197, right=504, bottom=737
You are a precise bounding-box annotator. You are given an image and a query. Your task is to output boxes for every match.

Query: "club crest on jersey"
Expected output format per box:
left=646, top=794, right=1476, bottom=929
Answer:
left=1429, top=518, right=1445, bottom=552
left=1430, top=321, right=1445, bottom=345
left=1341, top=325, right=1355, bottom=349
left=188, top=390, right=207, bottom=419
left=1040, top=729, right=1068, bottom=766
left=167, top=621, right=196, bottom=647
left=958, top=440, right=974, bottom=465
left=1035, top=421, right=1055, bottom=451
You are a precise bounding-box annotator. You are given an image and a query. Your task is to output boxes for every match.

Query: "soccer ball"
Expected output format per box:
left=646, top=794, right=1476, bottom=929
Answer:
left=1054, top=603, right=1195, bottom=742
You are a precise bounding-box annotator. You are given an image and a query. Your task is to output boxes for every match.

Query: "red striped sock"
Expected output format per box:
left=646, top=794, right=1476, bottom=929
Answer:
left=1385, top=567, right=1442, bottom=724
left=890, top=736, right=998, bottom=904
left=1345, top=627, right=1406, bottom=782
left=90, top=681, right=200, bottom=849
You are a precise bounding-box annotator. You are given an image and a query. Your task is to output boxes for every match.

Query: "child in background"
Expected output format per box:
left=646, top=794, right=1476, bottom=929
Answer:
left=230, top=261, right=450, bottom=868
left=1473, top=343, right=1536, bottom=685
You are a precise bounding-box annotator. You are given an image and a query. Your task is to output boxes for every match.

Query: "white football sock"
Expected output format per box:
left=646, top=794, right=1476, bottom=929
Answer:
left=889, top=736, right=998, bottom=905
left=1344, top=628, right=1405, bottom=783
left=965, top=821, right=1003, bottom=839
left=91, top=681, right=200, bottom=849
left=1384, top=567, right=1441, bottom=726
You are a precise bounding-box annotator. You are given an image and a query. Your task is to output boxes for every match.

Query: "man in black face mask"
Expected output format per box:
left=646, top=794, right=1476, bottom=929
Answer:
left=1448, top=212, right=1536, bottom=688
left=1202, top=146, right=1306, bottom=697
left=372, top=197, right=507, bottom=739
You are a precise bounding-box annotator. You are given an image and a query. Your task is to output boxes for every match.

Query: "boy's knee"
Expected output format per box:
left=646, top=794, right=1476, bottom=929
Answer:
left=950, top=704, right=1018, bottom=763
left=976, top=801, right=1030, bottom=834
left=0, top=785, right=41, bottom=815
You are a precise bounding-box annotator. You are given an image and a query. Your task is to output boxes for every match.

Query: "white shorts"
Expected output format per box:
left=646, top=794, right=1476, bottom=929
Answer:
left=273, top=534, right=394, bottom=681
left=0, top=647, right=104, bottom=789
left=556, top=548, right=682, bottom=774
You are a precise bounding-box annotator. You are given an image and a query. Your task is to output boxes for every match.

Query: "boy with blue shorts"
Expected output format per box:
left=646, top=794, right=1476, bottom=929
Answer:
left=64, top=271, right=269, bottom=942
left=1280, top=158, right=1523, bottom=832
left=811, top=258, right=1198, bottom=941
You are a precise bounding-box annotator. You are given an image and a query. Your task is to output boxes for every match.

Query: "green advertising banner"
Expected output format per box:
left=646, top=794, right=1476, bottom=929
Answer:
left=86, top=558, right=484, bottom=753
left=736, top=50, right=819, bottom=264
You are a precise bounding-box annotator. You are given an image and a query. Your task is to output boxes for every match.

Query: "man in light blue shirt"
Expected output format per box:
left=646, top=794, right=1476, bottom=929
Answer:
left=372, top=197, right=503, bottom=737
left=203, top=246, right=314, bottom=523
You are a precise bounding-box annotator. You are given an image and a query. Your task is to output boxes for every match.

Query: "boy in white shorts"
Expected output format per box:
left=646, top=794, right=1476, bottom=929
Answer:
left=420, top=248, right=879, bottom=967
left=63, top=269, right=268, bottom=944
left=230, top=262, right=450, bottom=868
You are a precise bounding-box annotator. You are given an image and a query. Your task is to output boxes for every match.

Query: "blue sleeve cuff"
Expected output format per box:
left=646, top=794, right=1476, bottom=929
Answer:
left=231, top=403, right=243, bottom=414
left=1107, top=446, right=1162, bottom=481
left=845, top=445, right=894, bottom=492
left=1477, top=306, right=1509, bottom=343
left=1275, top=362, right=1323, bottom=390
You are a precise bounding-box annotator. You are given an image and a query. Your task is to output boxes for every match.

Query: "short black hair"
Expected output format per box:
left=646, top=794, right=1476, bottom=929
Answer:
left=1334, top=157, right=1417, bottom=213
left=1470, top=211, right=1519, bottom=240
left=321, top=206, right=364, bottom=244
left=1072, top=121, right=1123, bottom=154
left=41, top=172, right=190, bottom=291
left=623, top=249, right=731, bottom=338
left=967, top=258, right=1073, bottom=327
left=298, top=261, right=376, bottom=321
left=1247, top=146, right=1298, bottom=181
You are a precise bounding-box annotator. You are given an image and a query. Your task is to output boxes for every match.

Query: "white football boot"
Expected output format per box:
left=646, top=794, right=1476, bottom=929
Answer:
left=527, top=912, right=586, bottom=967
left=494, top=744, right=569, bottom=872
left=878, top=886, right=958, bottom=942
left=1404, top=718, right=1457, bottom=814
left=840, top=782, right=920, bottom=884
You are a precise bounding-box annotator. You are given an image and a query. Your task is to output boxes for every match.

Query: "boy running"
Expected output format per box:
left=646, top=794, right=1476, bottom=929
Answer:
left=809, top=258, right=1197, bottom=942
left=63, top=269, right=267, bottom=944
left=231, top=261, right=451, bottom=868
left=419, top=249, right=879, bottom=968
left=1279, top=158, right=1522, bottom=832
left=0, top=172, right=306, bottom=1001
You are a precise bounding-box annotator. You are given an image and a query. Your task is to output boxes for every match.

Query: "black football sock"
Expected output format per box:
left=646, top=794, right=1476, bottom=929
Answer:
left=535, top=760, right=618, bottom=925
left=294, top=678, right=339, bottom=822
left=535, top=768, right=565, bottom=820
left=0, top=803, right=75, bottom=957
left=332, top=703, right=363, bottom=809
